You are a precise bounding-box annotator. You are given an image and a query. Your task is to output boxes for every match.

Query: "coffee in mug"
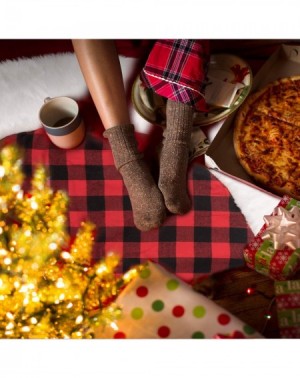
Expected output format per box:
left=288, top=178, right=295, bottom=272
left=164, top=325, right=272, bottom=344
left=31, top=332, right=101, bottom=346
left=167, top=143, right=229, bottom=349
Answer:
left=39, top=96, right=85, bottom=149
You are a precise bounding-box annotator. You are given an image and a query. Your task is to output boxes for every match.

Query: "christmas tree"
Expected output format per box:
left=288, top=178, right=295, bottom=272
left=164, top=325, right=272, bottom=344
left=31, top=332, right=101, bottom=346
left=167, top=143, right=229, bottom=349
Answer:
left=0, top=145, right=138, bottom=338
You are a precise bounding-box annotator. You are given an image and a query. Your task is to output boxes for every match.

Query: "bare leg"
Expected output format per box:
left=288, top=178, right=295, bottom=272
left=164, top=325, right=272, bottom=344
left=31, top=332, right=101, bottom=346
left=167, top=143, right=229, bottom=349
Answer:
left=72, top=40, right=166, bottom=231
left=72, top=39, right=130, bottom=129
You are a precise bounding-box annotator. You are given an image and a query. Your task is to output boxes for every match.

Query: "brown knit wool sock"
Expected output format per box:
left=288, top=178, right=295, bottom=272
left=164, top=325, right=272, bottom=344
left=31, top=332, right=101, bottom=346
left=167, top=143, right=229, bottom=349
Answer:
left=158, top=100, right=194, bottom=215
left=103, top=124, right=166, bottom=231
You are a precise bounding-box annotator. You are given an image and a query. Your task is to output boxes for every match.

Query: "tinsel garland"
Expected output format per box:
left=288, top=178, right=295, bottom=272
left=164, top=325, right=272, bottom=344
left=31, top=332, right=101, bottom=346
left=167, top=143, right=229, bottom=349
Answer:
left=0, top=145, right=139, bottom=339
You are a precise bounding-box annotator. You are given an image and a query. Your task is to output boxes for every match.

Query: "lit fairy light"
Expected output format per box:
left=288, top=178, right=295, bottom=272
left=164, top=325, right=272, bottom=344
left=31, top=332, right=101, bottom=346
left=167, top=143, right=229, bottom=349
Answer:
left=12, top=184, right=20, bottom=193
left=6, top=312, right=14, bottom=320
left=14, top=281, right=20, bottom=289
left=32, top=296, right=40, bottom=303
left=16, top=190, right=23, bottom=200
left=19, top=284, right=33, bottom=293
left=30, top=317, right=38, bottom=325
left=6, top=322, right=14, bottom=330
left=19, top=285, right=26, bottom=293
left=49, top=242, right=58, bottom=251
left=21, top=326, right=30, bottom=333
left=56, top=278, right=65, bottom=289
left=66, top=303, right=73, bottom=309
left=96, top=264, right=108, bottom=275
left=23, top=297, right=29, bottom=306
left=30, top=199, right=38, bottom=210
left=110, top=321, right=119, bottom=331
left=0, top=248, right=7, bottom=256
left=24, top=229, right=31, bottom=237
left=0, top=165, right=5, bottom=177
left=123, top=268, right=137, bottom=282
left=246, top=287, right=255, bottom=295
left=3, top=257, right=12, bottom=265
left=75, top=315, right=83, bottom=324
left=61, top=251, right=72, bottom=260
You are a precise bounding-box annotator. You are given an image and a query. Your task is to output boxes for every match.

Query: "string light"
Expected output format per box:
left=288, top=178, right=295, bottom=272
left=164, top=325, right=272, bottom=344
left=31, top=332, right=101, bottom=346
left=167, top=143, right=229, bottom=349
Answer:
left=246, top=286, right=256, bottom=295
left=244, top=283, right=276, bottom=334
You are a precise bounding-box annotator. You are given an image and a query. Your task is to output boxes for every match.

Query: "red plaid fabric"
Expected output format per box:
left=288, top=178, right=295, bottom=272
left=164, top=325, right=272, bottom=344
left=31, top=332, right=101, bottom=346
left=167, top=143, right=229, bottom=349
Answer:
left=2, top=96, right=252, bottom=283
left=140, top=39, right=210, bottom=111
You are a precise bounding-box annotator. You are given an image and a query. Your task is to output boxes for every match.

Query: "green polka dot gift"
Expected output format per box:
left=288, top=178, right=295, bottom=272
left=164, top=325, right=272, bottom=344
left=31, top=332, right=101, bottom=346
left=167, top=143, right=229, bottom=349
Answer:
left=95, top=261, right=262, bottom=339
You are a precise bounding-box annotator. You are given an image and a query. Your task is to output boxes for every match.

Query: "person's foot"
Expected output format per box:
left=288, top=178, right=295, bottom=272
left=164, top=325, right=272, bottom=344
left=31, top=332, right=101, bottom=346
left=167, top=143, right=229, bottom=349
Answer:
left=158, top=145, right=191, bottom=214
left=158, top=100, right=193, bottom=215
left=121, top=158, right=167, bottom=231
left=103, top=124, right=166, bottom=231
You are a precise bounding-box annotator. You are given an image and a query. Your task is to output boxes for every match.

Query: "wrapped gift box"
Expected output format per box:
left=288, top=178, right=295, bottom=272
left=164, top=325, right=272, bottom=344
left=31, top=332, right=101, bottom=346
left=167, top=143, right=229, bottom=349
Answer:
left=95, top=261, right=263, bottom=339
left=275, top=279, right=300, bottom=338
left=244, top=196, right=300, bottom=280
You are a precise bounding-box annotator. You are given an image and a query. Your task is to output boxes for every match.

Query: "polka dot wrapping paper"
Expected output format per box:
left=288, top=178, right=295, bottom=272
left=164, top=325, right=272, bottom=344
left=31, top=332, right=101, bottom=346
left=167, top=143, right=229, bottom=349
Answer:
left=95, top=261, right=263, bottom=339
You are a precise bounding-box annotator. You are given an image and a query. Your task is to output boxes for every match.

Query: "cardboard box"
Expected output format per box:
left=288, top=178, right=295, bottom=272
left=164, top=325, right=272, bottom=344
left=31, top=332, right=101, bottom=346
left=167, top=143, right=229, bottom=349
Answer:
left=205, top=44, right=300, bottom=198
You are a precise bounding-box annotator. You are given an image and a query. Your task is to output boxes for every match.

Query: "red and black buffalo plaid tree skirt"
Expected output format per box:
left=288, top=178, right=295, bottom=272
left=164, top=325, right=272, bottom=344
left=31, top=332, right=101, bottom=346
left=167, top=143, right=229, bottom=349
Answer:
left=2, top=96, right=253, bottom=283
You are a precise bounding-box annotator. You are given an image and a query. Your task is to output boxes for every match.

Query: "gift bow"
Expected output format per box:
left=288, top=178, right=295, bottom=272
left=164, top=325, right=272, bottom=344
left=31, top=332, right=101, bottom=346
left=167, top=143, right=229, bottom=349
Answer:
left=261, top=206, right=300, bottom=250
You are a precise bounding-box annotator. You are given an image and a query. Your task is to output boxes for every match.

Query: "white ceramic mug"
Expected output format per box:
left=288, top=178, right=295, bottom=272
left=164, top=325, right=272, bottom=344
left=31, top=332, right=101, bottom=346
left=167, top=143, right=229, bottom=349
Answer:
left=39, top=96, right=85, bottom=149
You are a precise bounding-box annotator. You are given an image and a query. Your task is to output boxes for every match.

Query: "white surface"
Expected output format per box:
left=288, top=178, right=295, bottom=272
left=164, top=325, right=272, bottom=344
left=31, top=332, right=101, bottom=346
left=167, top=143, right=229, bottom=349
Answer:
left=0, top=52, right=279, bottom=234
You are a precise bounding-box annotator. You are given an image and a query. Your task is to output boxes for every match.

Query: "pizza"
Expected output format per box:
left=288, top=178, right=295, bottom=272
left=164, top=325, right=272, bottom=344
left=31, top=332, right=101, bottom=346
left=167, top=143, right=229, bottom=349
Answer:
left=233, top=76, right=300, bottom=199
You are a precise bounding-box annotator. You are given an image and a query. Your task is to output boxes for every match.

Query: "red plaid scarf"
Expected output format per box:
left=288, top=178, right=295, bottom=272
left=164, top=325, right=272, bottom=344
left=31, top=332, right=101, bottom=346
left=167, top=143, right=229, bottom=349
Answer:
left=140, top=39, right=210, bottom=111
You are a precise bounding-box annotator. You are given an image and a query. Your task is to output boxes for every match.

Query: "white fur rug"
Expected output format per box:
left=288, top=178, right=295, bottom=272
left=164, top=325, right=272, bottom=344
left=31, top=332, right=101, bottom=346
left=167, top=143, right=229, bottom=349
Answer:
left=0, top=53, right=87, bottom=139
left=0, top=52, right=151, bottom=139
left=0, top=52, right=280, bottom=234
